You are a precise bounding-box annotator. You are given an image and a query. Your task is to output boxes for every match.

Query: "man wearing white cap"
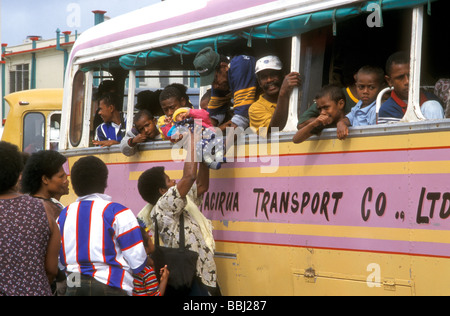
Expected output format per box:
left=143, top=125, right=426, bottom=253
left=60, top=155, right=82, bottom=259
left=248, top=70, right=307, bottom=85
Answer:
left=249, top=55, right=301, bottom=136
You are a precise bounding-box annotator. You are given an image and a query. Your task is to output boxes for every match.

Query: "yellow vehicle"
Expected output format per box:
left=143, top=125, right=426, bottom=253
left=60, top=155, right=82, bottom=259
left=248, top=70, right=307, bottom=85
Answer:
left=2, top=89, right=63, bottom=153
left=42, top=0, right=450, bottom=296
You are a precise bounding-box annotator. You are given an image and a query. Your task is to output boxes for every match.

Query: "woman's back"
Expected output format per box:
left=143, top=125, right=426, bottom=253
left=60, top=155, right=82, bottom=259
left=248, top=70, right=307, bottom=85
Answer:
left=0, top=195, right=52, bottom=296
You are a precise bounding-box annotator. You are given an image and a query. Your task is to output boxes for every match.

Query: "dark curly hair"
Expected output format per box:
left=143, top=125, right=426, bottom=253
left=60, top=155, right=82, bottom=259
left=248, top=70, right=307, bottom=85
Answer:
left=21, top=150, right=67, bottom=195
left=71, top=156, right=109, bottom=196
left=0, top=141, right=24, bottom=194
left=138, top=167, right=167, bottom=205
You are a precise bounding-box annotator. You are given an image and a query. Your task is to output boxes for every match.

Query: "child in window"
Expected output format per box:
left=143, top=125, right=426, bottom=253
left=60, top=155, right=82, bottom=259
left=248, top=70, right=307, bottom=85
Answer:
left=336, top=66, right=386, bottom=140
left=293, top=85, right=346, bottom=144
left=120, top=110, right=162, bottom=156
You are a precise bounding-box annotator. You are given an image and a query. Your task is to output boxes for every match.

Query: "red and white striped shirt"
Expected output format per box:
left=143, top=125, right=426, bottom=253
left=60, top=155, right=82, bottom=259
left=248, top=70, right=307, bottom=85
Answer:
left=57, top=194, right=147, bottom=295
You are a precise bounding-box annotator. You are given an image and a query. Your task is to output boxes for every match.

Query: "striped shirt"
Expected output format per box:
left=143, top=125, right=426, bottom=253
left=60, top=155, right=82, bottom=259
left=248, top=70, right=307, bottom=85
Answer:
left=57, top=193, right=147, bottom=295
left=132, top=266, right=161, bottom=296
left=208, top=55, right=257, bottom=119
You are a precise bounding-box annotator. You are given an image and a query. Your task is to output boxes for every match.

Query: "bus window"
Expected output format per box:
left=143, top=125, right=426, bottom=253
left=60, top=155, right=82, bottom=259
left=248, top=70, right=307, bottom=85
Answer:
left=23, top=112, right=45, bottom=154
left=70, top=70, right=86, bottom=147
left=49, top=113, right=61, bottom=151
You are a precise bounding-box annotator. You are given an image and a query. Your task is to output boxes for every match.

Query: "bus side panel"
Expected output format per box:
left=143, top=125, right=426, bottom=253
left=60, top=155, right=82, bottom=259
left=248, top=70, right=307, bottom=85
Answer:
left=62, top=129, right=450, bottom=295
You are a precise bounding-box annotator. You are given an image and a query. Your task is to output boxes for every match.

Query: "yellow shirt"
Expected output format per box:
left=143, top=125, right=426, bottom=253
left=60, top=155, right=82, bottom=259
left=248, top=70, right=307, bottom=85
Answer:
left=249, top=95, right=277, bottom=136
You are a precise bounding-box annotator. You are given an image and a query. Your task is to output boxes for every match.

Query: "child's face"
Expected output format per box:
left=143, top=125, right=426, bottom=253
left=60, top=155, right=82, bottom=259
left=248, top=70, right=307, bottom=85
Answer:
left=135, top=115, right=158, bottom=139
left=355, top=72, right=382, bottom=106
left=386, top=63, right=410, bottom=100
left=316, top=96, right=345, bottom=123
left=98, top=100, right=115, bottom=123
left=175, top=112, right=188, bottom=122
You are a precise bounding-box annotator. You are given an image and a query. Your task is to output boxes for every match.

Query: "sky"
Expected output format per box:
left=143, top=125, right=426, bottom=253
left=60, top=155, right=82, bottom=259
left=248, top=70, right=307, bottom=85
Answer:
left=1, top=0, right=161, bottom=46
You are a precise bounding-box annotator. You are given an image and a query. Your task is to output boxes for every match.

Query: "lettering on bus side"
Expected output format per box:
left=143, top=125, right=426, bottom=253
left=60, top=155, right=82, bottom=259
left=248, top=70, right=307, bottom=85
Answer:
left=201, top=191, right=240, bottom=216
left=252, top=188, right=343, bottom=222
left=416, top=187, right=450, bottom=224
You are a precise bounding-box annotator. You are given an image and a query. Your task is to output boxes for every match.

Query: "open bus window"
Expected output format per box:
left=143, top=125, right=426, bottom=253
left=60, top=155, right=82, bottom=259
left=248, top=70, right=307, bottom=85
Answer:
left=49, top=113, right=61, bottom=151
left=70, top=70, right=86, bottom=147
left=91, top=75, right=118, bottom=143
left=23, top=112, right=45, bottom=154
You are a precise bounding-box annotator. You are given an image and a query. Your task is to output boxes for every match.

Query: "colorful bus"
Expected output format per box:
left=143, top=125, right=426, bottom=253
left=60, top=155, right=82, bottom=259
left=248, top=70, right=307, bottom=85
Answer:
left=59, top=0, right=450, bottom=295
left=2, top=89, right=63, bottom=153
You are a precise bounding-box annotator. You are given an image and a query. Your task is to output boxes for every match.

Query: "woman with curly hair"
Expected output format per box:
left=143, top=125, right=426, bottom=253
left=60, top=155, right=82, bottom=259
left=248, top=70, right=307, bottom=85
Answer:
left=0, top=142, right=60, bottom=296
left=21, top=150, right=69, bottom=220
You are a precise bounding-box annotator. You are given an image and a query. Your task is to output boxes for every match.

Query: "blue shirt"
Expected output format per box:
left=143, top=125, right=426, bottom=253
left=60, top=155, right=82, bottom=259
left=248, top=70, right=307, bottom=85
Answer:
left=208, top=55, right=257, bottom=118
left=95, top=121, right=126, bottom=142
left=346, top=100, right=377, bottom=126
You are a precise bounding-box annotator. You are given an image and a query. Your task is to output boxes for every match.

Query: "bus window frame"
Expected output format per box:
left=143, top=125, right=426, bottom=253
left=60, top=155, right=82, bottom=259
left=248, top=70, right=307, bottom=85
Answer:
left=284, top=35, right=301, bottom=131
left=69, top=70, right=87, bottom=147
left=47, top=111, right=62, bottom=151
left=23, top=112, right=45, bottom=153
left=126, top=70, right=136, bottom=134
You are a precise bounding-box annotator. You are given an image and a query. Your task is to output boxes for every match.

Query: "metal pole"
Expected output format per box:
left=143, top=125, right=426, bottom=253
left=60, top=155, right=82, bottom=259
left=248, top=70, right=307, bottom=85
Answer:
left=283, top=35, right=301, bottom=131
left=402, top=5, right=425, bottom=122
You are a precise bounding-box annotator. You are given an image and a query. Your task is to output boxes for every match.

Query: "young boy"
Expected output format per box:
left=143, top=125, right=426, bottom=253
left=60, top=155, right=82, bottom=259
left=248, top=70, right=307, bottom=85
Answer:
left=93, top=92, right=126, bottom=147
left=293, top=85, right=346, bottom=144
left=132, top=219, right=169, bottom=296
left=120, top=109, right=162, bottom=156
left=336, top=66, right=385, bottom=140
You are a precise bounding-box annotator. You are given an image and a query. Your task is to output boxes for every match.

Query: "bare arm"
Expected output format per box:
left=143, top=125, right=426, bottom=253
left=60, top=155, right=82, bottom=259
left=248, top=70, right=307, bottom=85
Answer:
left=196, top=162, right=210, bottom=197
left=336, top=117, right=350, bottom=140
left=43, top=202, right=60, bottom=285
left=269, top=72, right=301, bottom=130
left=176, top=132, right=198, bottom=198
left=292, top=114, right=332, bottom=144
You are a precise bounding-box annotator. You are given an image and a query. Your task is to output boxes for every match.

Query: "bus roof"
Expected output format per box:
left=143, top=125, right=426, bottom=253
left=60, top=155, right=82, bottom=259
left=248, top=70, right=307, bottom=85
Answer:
left=70, top=0, right=362, bottom=66
left=70, top=0, right=435, bottom=71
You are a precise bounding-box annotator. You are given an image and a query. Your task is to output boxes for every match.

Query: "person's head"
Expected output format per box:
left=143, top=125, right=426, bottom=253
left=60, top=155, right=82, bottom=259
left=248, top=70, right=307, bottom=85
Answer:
left=159, top=86, right=188, bottom=118
left=385, top=52, right=410, bottom=100
left=98, top=92, right=122, bottom=123
left=315, top=85, right=346, bottom=122
left=0, top=141, right=24, bottom=195
left=354, top=65, right=385, bottom=106
left=71, top=156, right=108, bottom=197
left=138, top=167, right=175, bottom=205
left=135, top=90, right=164, bottom=117
left=97, top=80, right=117, bottom=97
left=255, top=55, right=284, bottom=100
left=134, top=110, right=159, bottom=139
left=172, top=108, right=190, bottom=122
left=21, top=150, right=69, bottom=198
left=194, top=47, right=229, bottom=90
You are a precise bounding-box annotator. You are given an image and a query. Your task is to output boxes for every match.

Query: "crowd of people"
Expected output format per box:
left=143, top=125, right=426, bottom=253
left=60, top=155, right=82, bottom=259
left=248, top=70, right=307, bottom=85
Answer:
left=0, top=137, right=213, bottom=296
left=93, top=49, right=447, bottom=158
left=0, top=48, right=447, bottom=296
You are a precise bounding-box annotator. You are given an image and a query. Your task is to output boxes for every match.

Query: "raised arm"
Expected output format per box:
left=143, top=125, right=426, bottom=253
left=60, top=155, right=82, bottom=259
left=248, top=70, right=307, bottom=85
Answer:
left=176, top=132, right=198, bottom=198
left=269, top=72, right=301, bottom=130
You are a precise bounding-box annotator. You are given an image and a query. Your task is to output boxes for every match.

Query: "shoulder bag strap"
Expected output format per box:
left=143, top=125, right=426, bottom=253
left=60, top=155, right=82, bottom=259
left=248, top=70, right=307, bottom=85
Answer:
left=152, top=215, right=161, bottom=247
left=152, top=213, right=186, bottom=250
left=179, top=213, right=186, bottom=250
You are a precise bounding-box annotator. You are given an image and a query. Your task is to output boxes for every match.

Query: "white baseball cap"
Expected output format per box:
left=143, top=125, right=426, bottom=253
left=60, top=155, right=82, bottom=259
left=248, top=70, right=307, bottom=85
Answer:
left=255, top=55, right=283, bottom=74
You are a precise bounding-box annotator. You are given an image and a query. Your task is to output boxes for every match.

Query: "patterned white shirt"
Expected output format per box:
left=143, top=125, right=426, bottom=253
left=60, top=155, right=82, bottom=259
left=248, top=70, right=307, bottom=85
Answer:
left=151, top=184, right=217, bottom=288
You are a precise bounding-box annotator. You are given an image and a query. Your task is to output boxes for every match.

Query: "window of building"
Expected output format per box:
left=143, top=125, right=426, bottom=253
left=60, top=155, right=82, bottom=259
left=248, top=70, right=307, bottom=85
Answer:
left=9, top=64, right=30, bottom=93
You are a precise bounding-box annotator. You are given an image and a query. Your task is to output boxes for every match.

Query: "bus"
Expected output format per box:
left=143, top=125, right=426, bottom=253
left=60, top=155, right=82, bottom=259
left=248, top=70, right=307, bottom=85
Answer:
left=2, top=89, right=62, bottom=153
left=59, top=0, right=450, bottom=295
